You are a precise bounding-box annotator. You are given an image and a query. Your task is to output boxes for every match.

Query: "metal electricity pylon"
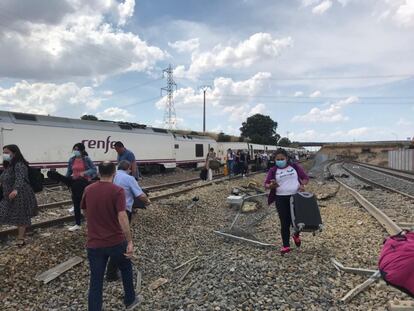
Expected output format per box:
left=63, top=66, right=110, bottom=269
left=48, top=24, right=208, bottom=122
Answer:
left=161, top=64, right=177, bottom=129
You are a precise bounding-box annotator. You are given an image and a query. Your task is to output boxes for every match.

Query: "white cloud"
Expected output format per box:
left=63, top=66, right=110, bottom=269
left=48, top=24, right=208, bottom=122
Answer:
left=117, top=0, right=136, bottom=26
left=0, top=80, right=103, bottom=115
left=302, top=0, right=322, bottom=7
left=291, top=126, right=372, bottom=141
left=155, top=73, right=271, bottom=128
left=155, top=72, right=272, bottom=110
left=309, top=90, right=322, bottom=97
left=0, top=0, right=165, bottom=81
left=394, top=0, right=414, bottom=27
left=168, top=38, right=200, bottom=53
left=312, top=0, right=333, bottom=14
left=223, top=103, right=267, bottom=123
left=294, top=91, right=304, bottom=97
left=96, top=107, right=133, bottom=121
left=176, top=33, right=292, bottom=79
left=292, top=96, right=358, bottom=123
left=397, top=117, right=413, bottom=127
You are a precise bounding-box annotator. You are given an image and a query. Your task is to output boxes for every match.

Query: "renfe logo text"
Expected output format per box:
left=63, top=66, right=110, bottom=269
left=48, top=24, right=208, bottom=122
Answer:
left=82, top=136, right=116, bottom=154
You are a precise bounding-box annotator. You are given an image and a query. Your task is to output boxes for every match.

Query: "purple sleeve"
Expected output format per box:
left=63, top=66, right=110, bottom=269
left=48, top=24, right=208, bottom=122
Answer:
left=264, top=167, right=276, bottom=186
left=293, top=163, right=309, bottom=183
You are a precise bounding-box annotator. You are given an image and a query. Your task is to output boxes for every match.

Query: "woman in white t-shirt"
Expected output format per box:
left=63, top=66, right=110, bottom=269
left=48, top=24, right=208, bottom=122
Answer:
left=264, top=148, right=309, bottom=255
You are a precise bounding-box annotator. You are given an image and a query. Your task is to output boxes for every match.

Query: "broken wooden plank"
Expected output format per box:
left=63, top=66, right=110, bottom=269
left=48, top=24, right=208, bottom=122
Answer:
left=213, top=230, right=274, bottom=247
left=331, top=258, right=377, bottom=276
left=387, top=300, right=414, bottom=311
left=35, top=256, right=83, bottom=284
left=173, top=256, right=198, bottom=271
left=135, top=270, right=142, bottom=293
left=149, top=278, right=169, bottom=290
left=178, top=263, right=194, bottom=283
left=340, top=270, right=381, bottom=303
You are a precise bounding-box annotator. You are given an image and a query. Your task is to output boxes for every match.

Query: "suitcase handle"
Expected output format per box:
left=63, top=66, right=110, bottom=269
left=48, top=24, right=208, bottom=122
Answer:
left=297, top=192, right=314, bottom=198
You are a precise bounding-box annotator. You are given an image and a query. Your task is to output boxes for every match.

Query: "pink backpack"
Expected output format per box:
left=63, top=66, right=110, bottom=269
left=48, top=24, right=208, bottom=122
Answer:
left=378, top=231, right=414, bottom=297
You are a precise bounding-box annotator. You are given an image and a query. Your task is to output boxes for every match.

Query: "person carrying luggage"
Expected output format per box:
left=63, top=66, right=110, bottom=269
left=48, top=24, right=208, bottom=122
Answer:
left=205, top=148, right=217, bottom=181
left=264, top=148, right=309, bottom=255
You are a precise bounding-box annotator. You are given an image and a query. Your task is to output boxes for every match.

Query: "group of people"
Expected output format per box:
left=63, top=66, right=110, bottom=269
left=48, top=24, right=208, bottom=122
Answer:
left=226, top=148, right=250, bottom=176
left=0, top=141, right=148, bottom=310
left=0, top=141, right=310, bottom=309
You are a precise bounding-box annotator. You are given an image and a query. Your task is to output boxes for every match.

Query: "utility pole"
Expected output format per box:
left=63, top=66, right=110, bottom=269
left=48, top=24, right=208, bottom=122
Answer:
left=161, top=64, right=177, bottom=129
left=200, top=85, right=211, bottom=134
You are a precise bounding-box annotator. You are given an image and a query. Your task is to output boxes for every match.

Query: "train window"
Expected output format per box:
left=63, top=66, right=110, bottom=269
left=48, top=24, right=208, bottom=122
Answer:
left=13, top=113, right=37, bottom=121
left=119, top=124, right=133, bottom=130
left=153, top=128, right=168, bottom=133
left=195, top=144, right=203, bottom=157
left=175, top=144, right=179, bottom=149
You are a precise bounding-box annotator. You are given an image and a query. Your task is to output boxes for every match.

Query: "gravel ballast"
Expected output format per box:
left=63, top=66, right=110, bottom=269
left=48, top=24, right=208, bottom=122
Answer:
left=0, top=172, right=411, bottom=310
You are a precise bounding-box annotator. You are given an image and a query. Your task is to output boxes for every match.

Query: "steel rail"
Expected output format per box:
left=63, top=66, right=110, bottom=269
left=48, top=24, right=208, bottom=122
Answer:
left=352, top=161, right=414, bottom=182
left=327, top=163, right=402, bottom=236
left=342, top=164, right=414, bottom=200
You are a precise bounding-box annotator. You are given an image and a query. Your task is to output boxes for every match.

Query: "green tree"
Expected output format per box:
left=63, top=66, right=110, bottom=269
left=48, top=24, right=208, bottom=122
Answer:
left=278, top=137, right=291, bottom=147
left=217, top=132, right=231, bottom=142
left=81, top=114, right=98, bottom=121
left=240, top=114, right=280, bottom=145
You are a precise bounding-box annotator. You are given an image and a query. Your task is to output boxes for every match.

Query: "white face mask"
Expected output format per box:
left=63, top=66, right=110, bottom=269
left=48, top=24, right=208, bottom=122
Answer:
left=3, top=153, right=12, bottom=162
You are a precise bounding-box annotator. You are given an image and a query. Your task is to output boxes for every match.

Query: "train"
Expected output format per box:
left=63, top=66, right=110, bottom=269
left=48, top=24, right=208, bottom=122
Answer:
left=0, top=110, right=308, bottom=175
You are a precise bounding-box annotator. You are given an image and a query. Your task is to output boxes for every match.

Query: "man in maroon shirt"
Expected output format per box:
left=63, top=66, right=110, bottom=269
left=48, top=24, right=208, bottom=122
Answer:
left=81, top=161, right=140, bottom=310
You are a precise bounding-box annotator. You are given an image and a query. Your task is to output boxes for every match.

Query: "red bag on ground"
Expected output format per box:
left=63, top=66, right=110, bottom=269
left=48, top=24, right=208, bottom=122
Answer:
left=378, top=231, right=414, bottom=298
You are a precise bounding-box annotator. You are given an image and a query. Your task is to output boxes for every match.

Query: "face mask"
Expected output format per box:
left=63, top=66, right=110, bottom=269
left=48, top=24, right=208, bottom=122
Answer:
left=3, top=153, right=11, bottom=162
left=276, top=160, right=287, bottom=168
left=73, top=150, right=81, bottom=157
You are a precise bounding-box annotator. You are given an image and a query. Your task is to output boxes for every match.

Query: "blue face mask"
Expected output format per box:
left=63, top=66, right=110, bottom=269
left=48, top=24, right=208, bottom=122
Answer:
left=3, top=153, right=12, bottom=162
left=73, top=150, right=81, bottom=157
left=276, top=160, right=287, bottom=168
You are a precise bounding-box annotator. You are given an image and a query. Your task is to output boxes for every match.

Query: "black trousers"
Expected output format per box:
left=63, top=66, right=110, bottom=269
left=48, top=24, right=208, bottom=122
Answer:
left=106, top=210, right=132, bottom=279
left=71, top=178, right=90, bottom=225
left=275, top=195, right=293, bottom=247
left=47, top=171, right=89, bottom=226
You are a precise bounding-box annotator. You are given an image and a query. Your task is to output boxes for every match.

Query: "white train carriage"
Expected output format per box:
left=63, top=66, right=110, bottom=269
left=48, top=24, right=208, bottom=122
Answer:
left=173, top=134, right=217, bottom=168
left=216, top=142, right=249, bottom=163
left=0, top=111, right=176, bottom=174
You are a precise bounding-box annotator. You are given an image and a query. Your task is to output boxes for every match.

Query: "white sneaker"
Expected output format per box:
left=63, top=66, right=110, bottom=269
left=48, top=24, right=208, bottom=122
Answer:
left=68, top=225, right=81, bottom=231
left=68, top=207, right=74, bottom=214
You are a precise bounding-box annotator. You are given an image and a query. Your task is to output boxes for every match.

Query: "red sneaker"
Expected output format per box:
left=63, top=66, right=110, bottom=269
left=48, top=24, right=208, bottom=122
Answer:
left=280, top=246, right=291, bottom=255
left=292, top=233, right=301, bottom=247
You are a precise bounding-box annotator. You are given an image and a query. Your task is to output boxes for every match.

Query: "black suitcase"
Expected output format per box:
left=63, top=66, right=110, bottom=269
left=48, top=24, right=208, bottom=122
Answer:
left=290, top=192, right=323, bottom=233
left=200, top=168, right=208, bottom=180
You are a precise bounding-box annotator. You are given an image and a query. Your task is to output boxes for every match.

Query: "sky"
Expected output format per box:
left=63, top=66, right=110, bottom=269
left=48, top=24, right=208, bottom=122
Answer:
left=0, top=0, right=413, bottom=142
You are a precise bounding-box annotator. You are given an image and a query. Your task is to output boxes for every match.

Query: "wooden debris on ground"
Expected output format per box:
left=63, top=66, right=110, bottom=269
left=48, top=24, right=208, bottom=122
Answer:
left=331, top=258, right=377, bottom=276
left=340, top=270, right=381, bottom=303
left=149, top=277, right=169, bottom=291
left=173, top=256, right=198, bottom=271
left=35, top=256, right=83, bottom=284
left=387, top=300, right=414, bottom=311
left=178, top=263, right=195, bottom=283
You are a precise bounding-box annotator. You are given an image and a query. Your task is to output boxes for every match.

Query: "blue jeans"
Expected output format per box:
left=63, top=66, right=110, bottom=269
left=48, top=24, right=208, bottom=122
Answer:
left=87, top=241, right=135, bottom=310
left=227, top=160, right=234, bottom=174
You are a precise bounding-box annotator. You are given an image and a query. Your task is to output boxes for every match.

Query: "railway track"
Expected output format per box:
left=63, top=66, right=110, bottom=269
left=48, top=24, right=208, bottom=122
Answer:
left=329, top=162, right=413, bottom=234
left=352, top=161, right=414, bottom=182
left=0, top=172, right=258, bottom=239
left=342, top=162, right=414, bottom=200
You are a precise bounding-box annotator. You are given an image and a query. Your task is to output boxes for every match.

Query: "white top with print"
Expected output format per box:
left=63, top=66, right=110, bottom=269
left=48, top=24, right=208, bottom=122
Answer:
left=275, top=165, right=300, bottom=195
